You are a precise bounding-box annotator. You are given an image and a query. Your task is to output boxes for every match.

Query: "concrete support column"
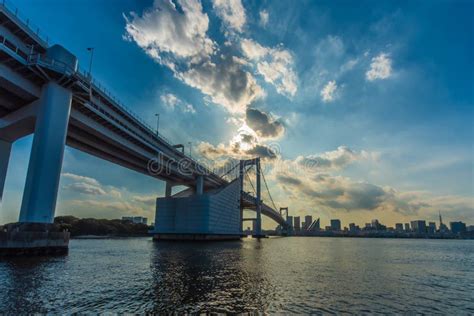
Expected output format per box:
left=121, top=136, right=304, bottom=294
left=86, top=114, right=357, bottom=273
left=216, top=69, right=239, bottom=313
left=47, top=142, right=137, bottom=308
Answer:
left=19, top=82, right=72, bottom=223
left=165, top=181, right=173, bottom=197
left=196, top=175, right=204, bottom=195
left=0, top=139, right=12, bottom=207
left=239, top=160, right=244, bottom=233
left=255, top=158, right=262, bottom=236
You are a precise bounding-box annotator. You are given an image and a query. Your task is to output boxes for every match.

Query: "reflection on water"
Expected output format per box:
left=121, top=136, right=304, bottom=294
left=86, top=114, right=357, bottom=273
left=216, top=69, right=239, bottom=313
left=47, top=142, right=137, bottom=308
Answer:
left=0, top=237, right=473, bottom=313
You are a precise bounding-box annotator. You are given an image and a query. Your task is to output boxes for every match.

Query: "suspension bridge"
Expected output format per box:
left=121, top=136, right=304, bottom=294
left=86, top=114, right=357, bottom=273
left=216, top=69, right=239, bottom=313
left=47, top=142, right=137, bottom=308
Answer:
left=0, top=1, right=289, bottom=247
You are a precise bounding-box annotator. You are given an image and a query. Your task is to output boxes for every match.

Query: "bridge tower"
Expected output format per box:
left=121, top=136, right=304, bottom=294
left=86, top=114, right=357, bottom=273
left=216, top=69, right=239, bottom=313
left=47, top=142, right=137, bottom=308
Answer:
left=239, top=158, right=265, bottom=238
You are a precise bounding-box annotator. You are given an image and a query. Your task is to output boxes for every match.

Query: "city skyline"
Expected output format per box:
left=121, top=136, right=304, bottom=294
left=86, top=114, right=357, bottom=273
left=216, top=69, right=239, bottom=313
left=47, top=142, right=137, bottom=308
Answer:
left=284, top=210, right=472, bottom=230
left=1, top=0, right=473, bottom=229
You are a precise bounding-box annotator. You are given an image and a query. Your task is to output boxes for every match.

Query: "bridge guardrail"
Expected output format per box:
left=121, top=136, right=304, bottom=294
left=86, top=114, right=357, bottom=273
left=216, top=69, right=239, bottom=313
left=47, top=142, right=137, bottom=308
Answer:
left=0, top=0, right=49, bottom=46
left=28, top=53, right=76, bottom=76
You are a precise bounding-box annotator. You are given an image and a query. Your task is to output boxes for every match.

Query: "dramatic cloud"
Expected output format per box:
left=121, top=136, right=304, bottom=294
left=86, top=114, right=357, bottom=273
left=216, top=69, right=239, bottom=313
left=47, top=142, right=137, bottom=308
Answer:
left=62, top=173, right=121, bottom=197
left=124, top=0, right=215, bottom=63
left=274, top=170, right=426, bottom=214
left=132, top=195, right=157, bottom=206
left=175, top=56, right=264, bottom=113
left=241, top=38, right=297, bottom=97
left=161, top=93, right=196, bottom=113
left=124, top=0, right=262, bottom=113
left=366, top=53, right=392, bottom=81
left=212, top=0, right=246, bottom=32
left=63, top=182, right=107, bottom=196
left=246, top=108, right=284, bottom=139
left=60, top=174, right=156, bottom=219
left=62, top=173, right=100, bottom=186
left=320, top=80, right=338, bottom=102
left=198, top=139, right=277, bottom=162
left=259, top=10, right=269, bottom=27
left=294, top=146, right=374, bottom=171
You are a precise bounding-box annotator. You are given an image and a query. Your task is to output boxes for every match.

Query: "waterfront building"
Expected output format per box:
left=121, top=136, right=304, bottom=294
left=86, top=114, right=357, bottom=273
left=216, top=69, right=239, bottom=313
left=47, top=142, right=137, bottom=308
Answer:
left=122, top=216, right=148, bottom=225
left=404, top=223, right=410, bottom=231
left=428, top=222, right=436, bottom=234
left=349, top=223, right=356, bottom=232
left=294, top=216, right=301, bottom=231
left=304, top=215, right=313, bottom=230
left=395, top=223, right=404, bottom=231
left=410, top=220, right=427, bottom=234
left=330, top=219, right=341, bottom=231
left=286, top=216, right=293, bottom=229
left=450, top=221, right=467, bottom=234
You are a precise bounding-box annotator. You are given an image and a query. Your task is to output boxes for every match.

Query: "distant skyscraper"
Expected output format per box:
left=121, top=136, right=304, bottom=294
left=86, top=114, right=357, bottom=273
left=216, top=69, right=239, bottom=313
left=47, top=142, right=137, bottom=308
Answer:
left=349, top=223, right=357, bottom=232
left=395, top=223, right=404, bottom=231
left=439, top=211, right=449, bottom=232
left=371, top=219, right=380, bottom=230
left=294, top=216, right=301, bottom=231
left=404, top=223, right=410, bottom=231
left=410, top=220, right=426, bottom=234
left=428, top=222, right=436, bottom=234
left=330, top=219, right=341, bottom=231
left=450, top=221, right=467, bottom=234
left=286, top=216, right=293, bottom=229
left=304, top=215, right=313, bottom=230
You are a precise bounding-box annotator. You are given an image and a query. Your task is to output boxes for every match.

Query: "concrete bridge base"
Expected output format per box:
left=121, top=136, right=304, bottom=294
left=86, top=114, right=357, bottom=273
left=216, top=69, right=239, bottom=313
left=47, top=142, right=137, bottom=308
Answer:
left=0, top=223, right=70, bottom=256
left=152, top=179, right=242, bottom=240
left=153, top=233, right=241, bottom=241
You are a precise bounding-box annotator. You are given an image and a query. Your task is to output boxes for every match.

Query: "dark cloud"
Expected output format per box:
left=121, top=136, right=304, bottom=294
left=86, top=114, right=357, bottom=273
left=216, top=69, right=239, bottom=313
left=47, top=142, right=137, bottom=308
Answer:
left=178, top=56, right=263, bottom=113
left=241, top=133, right=256, bottom=144
left=295, top=146, right=367, bottom=171
left=246, top=144, right=277, bottom=160
left=246, top=108, right=285, bottom=139
left=197, top=140, right=278, bottom=162
left=273, top=168, right=425, bottom=214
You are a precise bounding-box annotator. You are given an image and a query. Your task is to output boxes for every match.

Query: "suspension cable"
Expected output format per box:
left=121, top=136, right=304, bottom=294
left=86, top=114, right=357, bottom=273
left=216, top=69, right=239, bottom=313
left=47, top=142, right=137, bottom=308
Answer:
left=219, top=161, right=239, bottom=179
left=261, top=166, right=278, bottom=212
left=244, top=167, right=257, bottom=196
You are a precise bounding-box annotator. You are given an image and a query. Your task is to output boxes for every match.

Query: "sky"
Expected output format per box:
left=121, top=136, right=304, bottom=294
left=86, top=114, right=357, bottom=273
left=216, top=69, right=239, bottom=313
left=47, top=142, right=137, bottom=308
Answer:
left=1, top=0, right=473, bottom=228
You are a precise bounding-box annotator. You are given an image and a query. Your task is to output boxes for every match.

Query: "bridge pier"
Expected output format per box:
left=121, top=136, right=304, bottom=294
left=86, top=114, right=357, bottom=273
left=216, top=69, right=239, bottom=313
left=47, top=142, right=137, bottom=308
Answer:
left=19, top=82, right=72, bottom=223
left=196, top=175, right=204, bottom=195
left=0, top=139, right=11, bottom=207
left=165, top=182, right=173, bottom=197
left=152, top=179, right=242, bottom=241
